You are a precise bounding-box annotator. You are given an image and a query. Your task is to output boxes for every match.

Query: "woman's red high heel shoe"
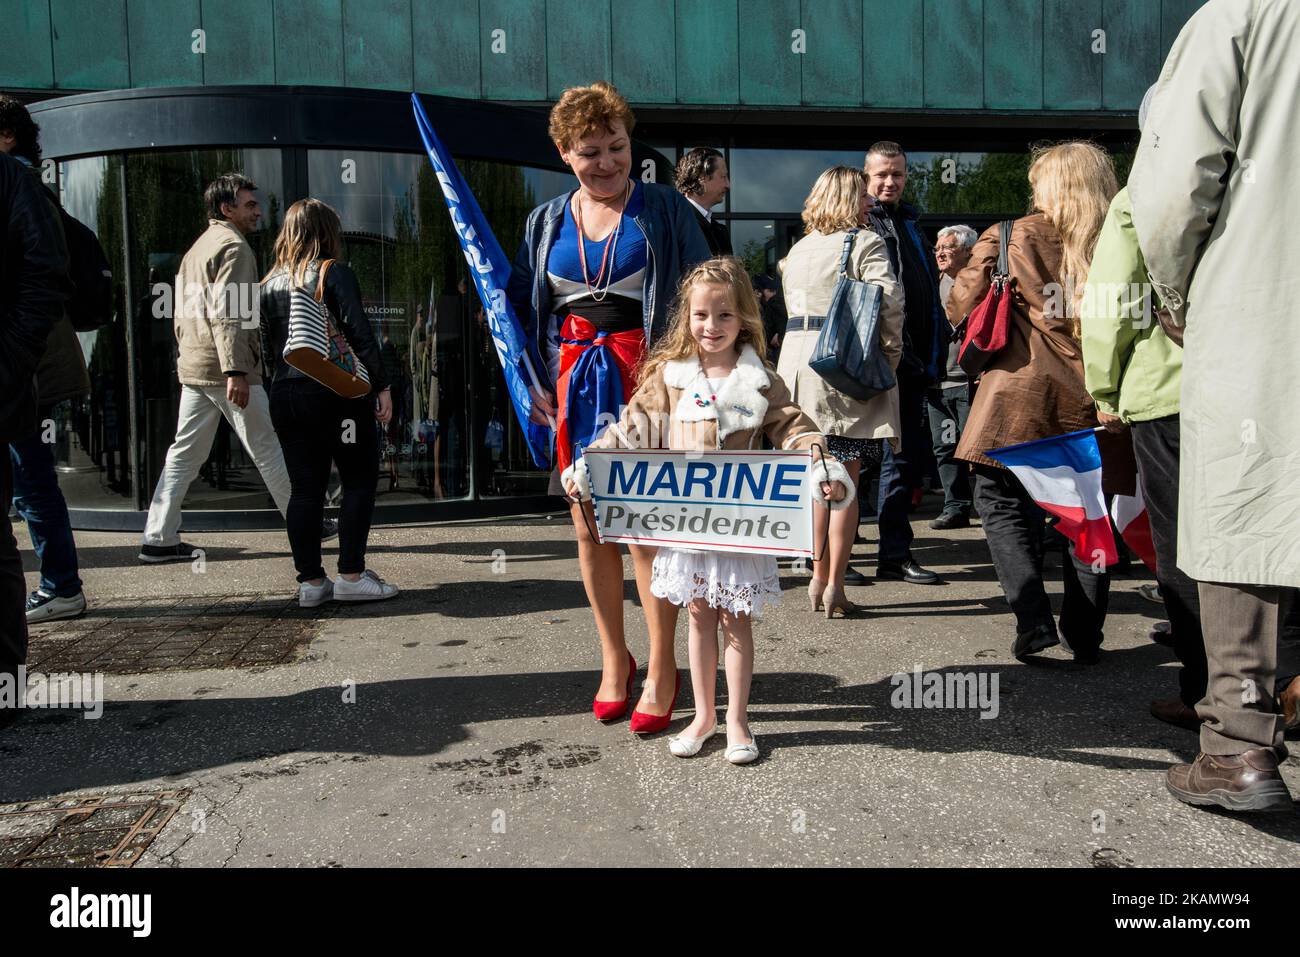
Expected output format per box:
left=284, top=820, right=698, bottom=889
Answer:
left=629, top=670, right=681, bottom=735
left=592, top=652, right=636, bottom=722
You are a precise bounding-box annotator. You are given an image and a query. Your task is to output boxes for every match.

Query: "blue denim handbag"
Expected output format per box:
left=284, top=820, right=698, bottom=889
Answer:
left=808, top=229, right=896, bottom=401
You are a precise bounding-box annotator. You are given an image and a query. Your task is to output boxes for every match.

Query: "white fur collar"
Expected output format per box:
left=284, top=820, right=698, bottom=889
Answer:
left=664, top=345, right=771, bottom=441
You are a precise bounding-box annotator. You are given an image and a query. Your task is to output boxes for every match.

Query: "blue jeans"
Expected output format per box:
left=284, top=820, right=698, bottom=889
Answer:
left=9, top=418, right=82, bottom=598
left=876, top=378, right=928, bottom=563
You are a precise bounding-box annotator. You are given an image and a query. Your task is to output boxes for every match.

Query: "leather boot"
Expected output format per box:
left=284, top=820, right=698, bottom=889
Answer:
left=1149, top=696, right=1200, bottom=732
left=1166, top=749, right=1294, bottom=812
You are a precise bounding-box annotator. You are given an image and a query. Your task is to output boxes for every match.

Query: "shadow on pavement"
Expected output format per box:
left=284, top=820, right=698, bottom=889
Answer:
left=3, top=643, right=1294, bottom=842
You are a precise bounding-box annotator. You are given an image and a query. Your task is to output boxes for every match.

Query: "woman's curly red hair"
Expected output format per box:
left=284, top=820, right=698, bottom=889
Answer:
left=549, top=81, right=636, bottom=150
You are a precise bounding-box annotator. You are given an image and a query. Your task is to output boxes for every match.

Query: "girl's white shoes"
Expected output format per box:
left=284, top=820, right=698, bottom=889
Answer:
left=668, top=724, right=717, bottom=757
left=725, top=734, right=760, bottom=765
left=668, top=724, right=760, bottom=764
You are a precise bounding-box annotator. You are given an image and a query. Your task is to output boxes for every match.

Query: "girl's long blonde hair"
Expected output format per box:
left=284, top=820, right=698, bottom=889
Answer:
left=639, top=257, right=769, bottom=386
left=801, top=165, right=867, bottom=235
left=1028, top=142, right=1118, bottom=332
left=267, top=198, right=344, bottom=286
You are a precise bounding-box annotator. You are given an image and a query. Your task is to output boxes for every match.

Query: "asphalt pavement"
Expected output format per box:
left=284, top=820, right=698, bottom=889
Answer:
left=4, top=505, right=1298, bottom=867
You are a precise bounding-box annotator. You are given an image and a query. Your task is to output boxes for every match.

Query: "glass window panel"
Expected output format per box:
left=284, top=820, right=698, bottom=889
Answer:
left=728, top=148, right=865, bottom=213
left=55, top=155, right=132, bottom=508
left=308, top=149, right=576, bottom=502
left=465, top=159, right=578, bottom=497
left=902, top=152, right=1030, bottom=215
left=730, top=147, right=1050, bottom=218
left=727, top=219, right=779, bottom=276
left=125, top=149, right=286, bottom=512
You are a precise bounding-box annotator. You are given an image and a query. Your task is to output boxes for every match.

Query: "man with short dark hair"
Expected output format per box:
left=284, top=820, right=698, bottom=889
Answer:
left=0, top=97, right=92, bottom=623
left=138, top=173, right=303, bottom=563
left=0, top=149, right=70, bottom=728
left=864, top=141, right=945, bottom=585
left=674, top=147, right=732, bottom=256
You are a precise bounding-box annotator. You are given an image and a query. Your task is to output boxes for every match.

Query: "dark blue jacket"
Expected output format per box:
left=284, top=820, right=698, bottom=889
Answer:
left=506, top=181, right=712, bottom=391
left=1, top=152, right=68, bottom=442
left=873, top=200, right=945, bottom=384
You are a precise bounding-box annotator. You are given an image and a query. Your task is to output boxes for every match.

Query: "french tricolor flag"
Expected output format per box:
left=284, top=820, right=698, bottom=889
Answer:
left=986, top=429, right=1119, bottom=567
left=1110, top=484, right=1158, bottom=574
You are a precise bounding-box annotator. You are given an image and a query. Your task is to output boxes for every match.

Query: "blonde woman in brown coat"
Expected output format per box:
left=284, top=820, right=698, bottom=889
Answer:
left=946, top=142, right=1117, bottom=663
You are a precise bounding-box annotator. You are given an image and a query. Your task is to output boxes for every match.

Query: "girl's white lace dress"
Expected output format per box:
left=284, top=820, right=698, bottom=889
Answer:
left=650, top=548, right=783, bottom=617
left=646, top=373, right=786, bottom=616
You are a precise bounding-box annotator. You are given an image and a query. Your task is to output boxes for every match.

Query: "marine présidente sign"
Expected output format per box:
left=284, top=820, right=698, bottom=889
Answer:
left=581, top=449, right=816, bottom=556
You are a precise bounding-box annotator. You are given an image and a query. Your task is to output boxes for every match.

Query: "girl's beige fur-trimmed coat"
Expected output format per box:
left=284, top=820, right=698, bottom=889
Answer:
left=563, top=344, right=851, bottom=505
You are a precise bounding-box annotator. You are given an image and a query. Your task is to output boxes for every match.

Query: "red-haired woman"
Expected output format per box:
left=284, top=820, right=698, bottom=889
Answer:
left=507, top=82, right=711, bottom=733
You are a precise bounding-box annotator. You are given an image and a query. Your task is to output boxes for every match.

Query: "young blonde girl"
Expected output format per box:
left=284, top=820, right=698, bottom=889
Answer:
left=563, top=258, right=852, bottom=763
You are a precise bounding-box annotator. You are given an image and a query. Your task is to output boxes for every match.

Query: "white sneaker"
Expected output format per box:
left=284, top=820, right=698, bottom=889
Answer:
left=298, top=577, right=334, bottom=608
left=25, top=589, right=87, bottom=623
left=333, top=570, right=399, bottom=602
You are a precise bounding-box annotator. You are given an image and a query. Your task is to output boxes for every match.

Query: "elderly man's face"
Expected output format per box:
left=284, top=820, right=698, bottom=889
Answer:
left=934, top=234, right=972, bottom=277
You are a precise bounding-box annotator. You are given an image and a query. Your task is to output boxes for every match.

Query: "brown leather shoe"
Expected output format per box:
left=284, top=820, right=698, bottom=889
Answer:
left=1150, top=696, right=1200, bottom=732
left=1166, top=749, right=1294, bottom=812
left=1280, top=678, right=1299, bottom=732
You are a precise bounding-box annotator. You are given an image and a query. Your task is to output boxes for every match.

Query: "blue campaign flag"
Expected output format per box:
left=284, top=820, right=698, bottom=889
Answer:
left=410, top=93, right=552, bottom=469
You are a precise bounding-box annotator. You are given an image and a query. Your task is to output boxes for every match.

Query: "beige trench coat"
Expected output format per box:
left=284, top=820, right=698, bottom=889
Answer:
left=776, top=228, right=905, bottom=449
left=1128, top=0, right=1300, bottom=587
left=174, top=219, right=263, bottom=386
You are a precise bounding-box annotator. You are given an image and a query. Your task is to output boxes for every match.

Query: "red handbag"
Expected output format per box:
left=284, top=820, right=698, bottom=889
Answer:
left=957, top=220, right=1014, bottom=377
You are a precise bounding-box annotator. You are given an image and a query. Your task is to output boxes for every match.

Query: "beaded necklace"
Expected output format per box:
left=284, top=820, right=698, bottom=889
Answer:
left=573, top=180, right=632, bottom=302
left=693, top=373, right=730, bottom=408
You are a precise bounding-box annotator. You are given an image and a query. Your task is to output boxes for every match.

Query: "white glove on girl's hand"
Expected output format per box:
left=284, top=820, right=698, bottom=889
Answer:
left=811, top=457, right=854, bottom=511
left=560, top=461, right=592, bottom=501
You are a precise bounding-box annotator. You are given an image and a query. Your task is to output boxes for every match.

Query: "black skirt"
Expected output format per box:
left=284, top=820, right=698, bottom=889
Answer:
left=824, top=434, right=885, bottom=468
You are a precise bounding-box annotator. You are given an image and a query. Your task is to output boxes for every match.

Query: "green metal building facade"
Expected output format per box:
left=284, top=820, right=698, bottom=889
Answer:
left=6, top=0, right=1203, bottom=113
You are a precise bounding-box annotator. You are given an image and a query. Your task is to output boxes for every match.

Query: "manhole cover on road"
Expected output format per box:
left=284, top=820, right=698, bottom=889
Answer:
left=0, top=790, right=189, bottom=867
left=26, top=593, right=329, bottom=674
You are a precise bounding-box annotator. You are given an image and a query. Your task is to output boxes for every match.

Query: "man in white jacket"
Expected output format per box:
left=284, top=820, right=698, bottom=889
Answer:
left=1129, top=0, right=1300, bottom=813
